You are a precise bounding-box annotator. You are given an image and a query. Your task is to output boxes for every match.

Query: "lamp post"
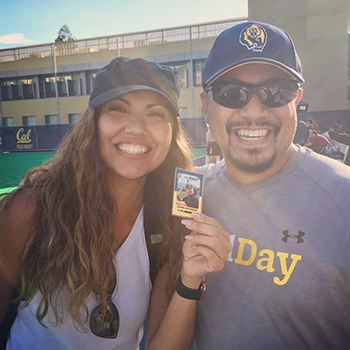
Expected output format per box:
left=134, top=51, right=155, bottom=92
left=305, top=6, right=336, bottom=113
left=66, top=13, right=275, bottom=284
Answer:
left=52, top=43, right=61, bottom=124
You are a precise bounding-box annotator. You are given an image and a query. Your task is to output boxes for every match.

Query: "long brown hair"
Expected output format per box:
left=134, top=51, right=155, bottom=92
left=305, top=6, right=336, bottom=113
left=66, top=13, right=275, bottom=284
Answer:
left=0, top=106, right=193, bottom=330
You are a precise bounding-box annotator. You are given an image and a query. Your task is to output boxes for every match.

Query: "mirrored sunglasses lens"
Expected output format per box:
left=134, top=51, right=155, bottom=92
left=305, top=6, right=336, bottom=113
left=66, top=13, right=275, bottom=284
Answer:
left=263, top=81, right=299, bottom=108
left=258, top=88, right=268, bottom=102
left=90, top=301, right=119, bottom=338
left=213, top=85, right=249, bottom=108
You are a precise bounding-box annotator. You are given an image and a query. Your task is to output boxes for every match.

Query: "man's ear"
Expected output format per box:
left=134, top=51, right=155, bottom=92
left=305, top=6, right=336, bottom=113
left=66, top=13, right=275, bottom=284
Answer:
left=294, top=88, right=303, bottom=107
left=200, top=91, right=209, bottom=122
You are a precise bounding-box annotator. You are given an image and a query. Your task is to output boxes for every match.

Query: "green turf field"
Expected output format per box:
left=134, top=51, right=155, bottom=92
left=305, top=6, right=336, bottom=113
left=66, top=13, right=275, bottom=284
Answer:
left=192, top=147, right=206, bottom=158
left=0, top=148, right=206, bottom=191
left=0, top=152, right=54, bottom=188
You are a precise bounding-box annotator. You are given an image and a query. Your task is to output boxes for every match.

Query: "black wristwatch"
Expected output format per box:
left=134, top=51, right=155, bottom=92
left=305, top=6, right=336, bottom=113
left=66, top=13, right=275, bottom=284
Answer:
left=176, top=275, right=207, bottom=301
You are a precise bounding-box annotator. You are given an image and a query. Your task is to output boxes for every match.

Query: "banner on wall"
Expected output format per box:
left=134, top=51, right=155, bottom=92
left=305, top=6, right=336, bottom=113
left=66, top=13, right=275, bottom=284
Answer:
left=14, top=127, right=37, bottom=150
left=0, top=125, right=72, bottom=152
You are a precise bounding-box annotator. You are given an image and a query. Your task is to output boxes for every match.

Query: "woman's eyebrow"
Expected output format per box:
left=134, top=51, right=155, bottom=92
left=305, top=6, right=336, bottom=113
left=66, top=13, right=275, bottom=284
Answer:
left=146, top=103, right=167, bottom=109
left=111, top=97, right=131, bottom=106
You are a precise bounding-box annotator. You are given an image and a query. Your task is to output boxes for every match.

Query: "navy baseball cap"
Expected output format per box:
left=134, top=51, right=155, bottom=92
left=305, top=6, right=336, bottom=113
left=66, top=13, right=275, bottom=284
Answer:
left=202, top=21, right=304, bottom=89
left=89, top=57, right=180, bottom=115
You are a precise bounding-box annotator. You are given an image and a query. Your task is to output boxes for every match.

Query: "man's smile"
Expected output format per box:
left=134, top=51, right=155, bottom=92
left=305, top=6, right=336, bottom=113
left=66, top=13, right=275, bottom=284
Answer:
left=235, top=128, right=270, bottom=141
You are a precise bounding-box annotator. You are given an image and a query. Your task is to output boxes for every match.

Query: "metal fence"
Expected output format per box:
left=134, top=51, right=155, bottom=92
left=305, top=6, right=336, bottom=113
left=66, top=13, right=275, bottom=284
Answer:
left=0, top=18, right=246, bottom=63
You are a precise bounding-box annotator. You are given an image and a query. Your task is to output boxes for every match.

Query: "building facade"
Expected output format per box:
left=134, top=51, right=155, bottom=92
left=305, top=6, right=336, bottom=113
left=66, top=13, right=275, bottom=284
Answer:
left=0, top=19, right=245, bottom=127
left=248, top=0, right=350, bottom=112
left=0, top=0, right=349, bottom=129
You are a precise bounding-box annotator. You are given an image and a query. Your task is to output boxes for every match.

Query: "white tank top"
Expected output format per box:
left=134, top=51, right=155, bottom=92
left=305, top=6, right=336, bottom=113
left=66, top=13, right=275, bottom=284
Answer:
left=7, top=208, right=151, bottom=350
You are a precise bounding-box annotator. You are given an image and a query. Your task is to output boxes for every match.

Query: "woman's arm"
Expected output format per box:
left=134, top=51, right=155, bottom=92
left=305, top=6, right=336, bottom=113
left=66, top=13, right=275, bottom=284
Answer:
left=0, top=191, right=36, bottom=326
left=145, top=213, right=232, bottom=350
left=145, top=265, right=199, bottom=350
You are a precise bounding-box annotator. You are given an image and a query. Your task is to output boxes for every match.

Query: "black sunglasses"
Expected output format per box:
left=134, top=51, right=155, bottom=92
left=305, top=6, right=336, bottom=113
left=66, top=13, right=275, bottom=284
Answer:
left=206, top=80, right=300, bottom=109
left=89, top=270, right=119, bottom=338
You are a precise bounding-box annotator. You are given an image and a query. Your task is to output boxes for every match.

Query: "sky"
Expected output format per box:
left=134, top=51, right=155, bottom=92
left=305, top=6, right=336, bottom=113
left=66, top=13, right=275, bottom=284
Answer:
left=0, top=0, right=247, bottom=49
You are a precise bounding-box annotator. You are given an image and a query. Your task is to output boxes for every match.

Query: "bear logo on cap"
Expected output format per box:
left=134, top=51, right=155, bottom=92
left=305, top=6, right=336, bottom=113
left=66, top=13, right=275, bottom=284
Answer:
left=239, top=24, right=267, bottom=52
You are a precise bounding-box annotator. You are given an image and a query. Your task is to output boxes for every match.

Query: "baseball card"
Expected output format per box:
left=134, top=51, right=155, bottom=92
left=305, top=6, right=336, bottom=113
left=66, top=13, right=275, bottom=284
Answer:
left=172, top=167, right=204, bottom=218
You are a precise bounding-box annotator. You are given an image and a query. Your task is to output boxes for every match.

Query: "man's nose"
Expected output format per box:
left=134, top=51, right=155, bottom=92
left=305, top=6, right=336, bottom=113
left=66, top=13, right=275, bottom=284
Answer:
left=238, top=93, right=268, bottom=119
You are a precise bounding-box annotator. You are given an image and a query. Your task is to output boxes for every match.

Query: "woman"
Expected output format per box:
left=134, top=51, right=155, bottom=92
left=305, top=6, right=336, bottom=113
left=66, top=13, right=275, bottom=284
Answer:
left=0, top=57, right=195, bottom=350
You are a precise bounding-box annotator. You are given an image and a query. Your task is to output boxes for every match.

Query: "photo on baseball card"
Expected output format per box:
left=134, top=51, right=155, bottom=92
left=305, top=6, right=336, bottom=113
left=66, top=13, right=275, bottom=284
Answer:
left=172, top=167, right=204, bottom=218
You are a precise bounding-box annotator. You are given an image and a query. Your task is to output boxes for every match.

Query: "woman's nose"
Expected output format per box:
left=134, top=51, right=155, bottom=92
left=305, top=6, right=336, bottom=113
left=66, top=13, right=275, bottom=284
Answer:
left=124, top=114, right=147, bottom=135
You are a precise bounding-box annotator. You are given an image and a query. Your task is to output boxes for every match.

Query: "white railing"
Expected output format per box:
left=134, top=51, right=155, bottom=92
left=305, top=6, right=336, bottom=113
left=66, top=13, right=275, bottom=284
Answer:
left=0, top=18, right=246, bottom=63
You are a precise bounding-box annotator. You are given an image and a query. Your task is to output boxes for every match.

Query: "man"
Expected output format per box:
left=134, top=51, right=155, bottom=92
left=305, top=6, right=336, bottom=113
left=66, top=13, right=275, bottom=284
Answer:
left=177, top=184, right=199, bottom=209
left=205, top=125, right=221, bottom=164
left=330, top=120, right=344, bottom=134
left=146, top=21, right=350, bottom=350
left=299, top=117, right=315, bottom=144
left=305, top=129, right=332, bottom=153
left=193, top=21, right=350, bottom=349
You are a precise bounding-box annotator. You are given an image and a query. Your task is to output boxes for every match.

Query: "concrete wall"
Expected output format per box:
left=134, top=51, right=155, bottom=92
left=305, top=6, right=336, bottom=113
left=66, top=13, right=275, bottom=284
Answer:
left=2, top=96, right=89, bottom=125
left=249, top=0, right=350, bottom=112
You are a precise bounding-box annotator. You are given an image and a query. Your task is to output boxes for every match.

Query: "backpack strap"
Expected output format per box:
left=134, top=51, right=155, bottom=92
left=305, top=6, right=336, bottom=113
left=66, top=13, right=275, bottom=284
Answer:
left=143, top=212, right=164, bottom=285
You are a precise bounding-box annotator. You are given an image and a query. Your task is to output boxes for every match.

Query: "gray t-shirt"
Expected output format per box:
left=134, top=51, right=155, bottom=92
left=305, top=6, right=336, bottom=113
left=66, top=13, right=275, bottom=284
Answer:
left=195, top=147, right=350, bottom=350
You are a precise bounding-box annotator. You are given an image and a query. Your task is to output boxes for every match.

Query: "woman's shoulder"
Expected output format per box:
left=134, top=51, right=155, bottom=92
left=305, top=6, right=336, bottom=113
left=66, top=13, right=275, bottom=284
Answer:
left=0, top=189, right=38, bottom=245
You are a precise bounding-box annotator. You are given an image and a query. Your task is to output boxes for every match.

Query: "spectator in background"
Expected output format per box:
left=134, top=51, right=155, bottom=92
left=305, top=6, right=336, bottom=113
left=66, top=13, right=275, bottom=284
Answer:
left=205, top=125, right=221, bottom=164
left=298, top=117, right=314, bottom=144
left=305, top=129, right=332, bottom=154
left=311, top=117, right=320, bottom=133
left=330, top=120, right=343, bottom=134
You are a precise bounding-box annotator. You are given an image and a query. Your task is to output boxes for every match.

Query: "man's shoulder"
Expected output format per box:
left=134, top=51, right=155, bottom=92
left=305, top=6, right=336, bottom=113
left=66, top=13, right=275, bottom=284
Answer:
left=300, top=147, right=350, bottom=191
left=195, top=159, right=225, bottom=179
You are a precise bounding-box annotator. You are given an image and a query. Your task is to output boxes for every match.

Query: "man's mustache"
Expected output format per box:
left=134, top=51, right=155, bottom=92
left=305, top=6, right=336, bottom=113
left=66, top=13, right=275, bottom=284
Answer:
left=226, top=120, right=280, bottom=134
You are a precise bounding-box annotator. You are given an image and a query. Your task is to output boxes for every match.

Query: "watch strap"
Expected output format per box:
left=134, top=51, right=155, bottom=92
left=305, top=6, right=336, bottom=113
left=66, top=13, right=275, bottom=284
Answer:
left=176, top=275, right=207, bottom=301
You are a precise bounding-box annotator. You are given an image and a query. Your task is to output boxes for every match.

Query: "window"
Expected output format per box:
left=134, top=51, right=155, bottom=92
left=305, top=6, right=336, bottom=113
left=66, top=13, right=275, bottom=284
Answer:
left=0, top=79, right=16, bottom=101
left=20, top=78, right=35, bottom=99
left=43, top=74, right=81, bottom=98
left=67, top=74, right=81, bottom=96
left=56, top=76, right=68, bottom=97
left=45, top=115, right=58, bottom=125
left=22, top=116, right=36, bottom=126
left=86, top=71, right=98, bottom=95
left=175, top=66, right=188, bottom=88
left=68, top=113, right=80, bottom=124
left=163, top=63, right=188, bottom=88
left=3, top=117, right=14, bottom=127
left=194, top=60, right=206, bottom=87
left=179, top=107, right=187, bottom=118
left=44, top=77, right=56, bottom=98
left=0, top=78, right=35, bottom=100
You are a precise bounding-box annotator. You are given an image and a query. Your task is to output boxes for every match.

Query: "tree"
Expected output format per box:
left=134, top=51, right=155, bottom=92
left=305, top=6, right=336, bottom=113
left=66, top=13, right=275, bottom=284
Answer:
left=54, top=25, right=76, bottom=42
